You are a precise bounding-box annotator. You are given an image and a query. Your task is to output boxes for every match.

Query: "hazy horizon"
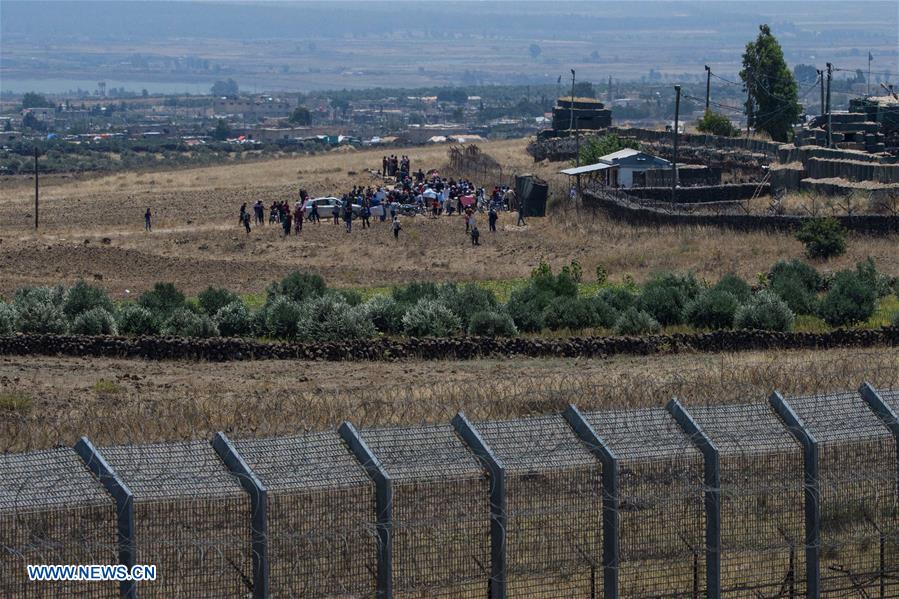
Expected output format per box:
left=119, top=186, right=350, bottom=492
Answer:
left=2, top=1, right=896, bottom=95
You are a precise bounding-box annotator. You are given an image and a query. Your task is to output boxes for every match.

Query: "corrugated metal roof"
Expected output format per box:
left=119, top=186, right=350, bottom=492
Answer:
left=559, top=162, right=616, bottom=175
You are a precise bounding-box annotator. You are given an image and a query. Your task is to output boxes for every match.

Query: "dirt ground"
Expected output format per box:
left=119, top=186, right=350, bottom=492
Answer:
left=2, top=140, right=897, bottom=299
left=1, top=347, right=896, bottom=452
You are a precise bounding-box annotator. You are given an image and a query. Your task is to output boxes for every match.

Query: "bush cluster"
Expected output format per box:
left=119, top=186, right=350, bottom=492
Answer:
left=2, top=260, right=895, bottom=341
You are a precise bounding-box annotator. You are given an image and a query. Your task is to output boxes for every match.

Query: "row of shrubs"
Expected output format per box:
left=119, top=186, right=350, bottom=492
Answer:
left=0, top=260, right=896, bottom=341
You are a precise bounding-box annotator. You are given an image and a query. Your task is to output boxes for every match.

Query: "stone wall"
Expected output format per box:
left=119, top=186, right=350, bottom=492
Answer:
left=0, top=328, right=895, bottom=362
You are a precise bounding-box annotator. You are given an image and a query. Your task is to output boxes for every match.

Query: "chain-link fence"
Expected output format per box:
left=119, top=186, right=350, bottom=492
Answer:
left=584, top=406, right=705, bottom=598
left=0, top=448, right=118, bottom=598
left=784, top=390, right=899, bottom=597
left=2, top=383, right=899, bottom=598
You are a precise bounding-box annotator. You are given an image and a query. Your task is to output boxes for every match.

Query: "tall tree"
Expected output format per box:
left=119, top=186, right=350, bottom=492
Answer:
left=739, top=25, right=801, bottom=142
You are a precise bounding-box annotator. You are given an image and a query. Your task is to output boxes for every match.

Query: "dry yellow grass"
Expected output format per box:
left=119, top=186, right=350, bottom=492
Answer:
left=1, top=347, right=895, bottom=452
left=0, top=139, right=896, bottom=298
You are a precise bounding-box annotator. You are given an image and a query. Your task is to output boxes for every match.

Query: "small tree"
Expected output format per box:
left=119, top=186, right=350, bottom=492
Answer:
left=578, top=134, right=639, bottom=166
left=528, top=44, right=542, bottom=60
left=22, top=92, right=53, bottom=109
left=696, top=111, right=739, bottom=137
left=210, top=79, right=239, bottom=96
left=796, top=218, right=847, bottom=259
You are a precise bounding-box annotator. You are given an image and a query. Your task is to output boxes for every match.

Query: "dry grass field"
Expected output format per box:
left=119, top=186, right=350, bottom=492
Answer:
left=1, top=139, right=897, bottom=299
left=1, top=347, right=896, bottom=452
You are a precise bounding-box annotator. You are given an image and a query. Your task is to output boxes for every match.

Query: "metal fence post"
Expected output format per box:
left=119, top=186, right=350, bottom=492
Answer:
left=770, top=391, right=820, bottom=599
left=452, top=412, right=507, bottom=599
left=74, top=437, right=136, bottom=599
left=563, top=405, right=619, bottom=599
left=859, top=382, right=899, bottom=499
left=212, top=432, right=268, bottom=599
left=339, top=422, right=392, bottom=599
left=666, top=399, right=721, bottom=599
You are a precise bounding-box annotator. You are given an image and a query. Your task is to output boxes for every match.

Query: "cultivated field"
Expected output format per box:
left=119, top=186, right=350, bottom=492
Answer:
left=1, top=140, right=897, bottom=299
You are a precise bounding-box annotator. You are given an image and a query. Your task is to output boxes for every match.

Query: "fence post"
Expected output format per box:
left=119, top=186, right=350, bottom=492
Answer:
left=73, top=437, right=136, bottom=599
left=212, top=432, right=268, bottom=599
left=339, top=422, right=392, bottom=599
left=563, top=405, right=619, bottom=599
left=452, top=412, right=507, bottom=599
left=859, top=382, right=899, bottom=500
left=769, top=391, right=820, bottom=599
left=666, top=399, right=721, bottom=599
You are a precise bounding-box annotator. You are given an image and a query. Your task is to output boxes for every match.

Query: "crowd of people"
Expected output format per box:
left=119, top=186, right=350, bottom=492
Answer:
left=144, top=162, right=526, bottom=246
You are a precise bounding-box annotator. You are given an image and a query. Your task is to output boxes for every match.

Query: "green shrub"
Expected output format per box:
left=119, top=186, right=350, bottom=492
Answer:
left=684, top=289, right=739, bottom=329
left=893, top=309, right=899, bottom=327
left=198, top=286, right=240, bottom=315
left=116, top=304, right=159, bottom=336
left=264, top=296, right=305, bottom=339
left=296, top=295, right=375, bottom=342
left=392, top=281, right=439, bottom=305
left=333, top=288, right=363, bottom=307
left=595, top=265, right=608, bottom=285
left=467, top=310, right=518, bottom=337
left=138, top=283, right=186, bottom=317
left=796, top=218, right=847, bottom=259
left=713, top=273, right=752, bottom=302
left=769, top=259, right=822, bottom=292
left=696, top=110, right=740, bottom=136
left=588, top=296, right=620, bottom=328
left=0, top=303, right=17, bottom=334
left=542, top=296, right=598, bottom=331
left=636, top=272, right=700, bottom=326
left=595, top=286, right=637, bottom=312
left=531, top=261, right=579, bottom=298
left=818, top=270, right=877, bottom=327
left=439, top=283, right=499, bottom=326
left=63, top=280, right=114, bottom=318
left=13, top=287, right=67, bottom=334
left=362, top=295, right=406, bottom=335
left=853, top=258, right=893, bottom=298
left=734, top=291, right=795, bottom=331
left=162, top=308, right=219, bottom=338
left=613, top=307, right=661, bottom=336
left=71, top=307, right=117, bottom=335
left=506, top=285, right=552, bottom=333
left=770, top=277, right=818, bottom=315
left=215, top=301, right=254, bottom=337
left=402, top=298, right=461, bottom=337
left=268, top=271, right=327, bottom=303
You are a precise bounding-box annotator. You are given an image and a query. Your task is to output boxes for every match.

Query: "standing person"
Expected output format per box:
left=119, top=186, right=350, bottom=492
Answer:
left=361, top=203, right=371, bottom=229
left=309, top=201, right=320, bottom=224
left=392, top=215, right=402, bottom=240
left=281, top=209, right=292, bottom=237
left=488, top=206, right=498, bottom=232
left=239, top=203, right=248, bottom=226
left=332, top=203, right=340, bottom=225
left=144, top=207, right=152, bottom=231
left=343, top=202, right=353, bottom=233
left=294, top=199, right=304, bottom=235
left=242, top=210, right=251, bottom=235
left=382, top=156, right=388, bottom=176
left=464, top=207, right=473, bottom=233
left=253, top=200, right=264, bottom=225
left=470, top=224, right=480, bottom=246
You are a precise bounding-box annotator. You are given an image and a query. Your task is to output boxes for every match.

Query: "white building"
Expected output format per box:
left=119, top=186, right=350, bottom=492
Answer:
left=560, top=148, right=672, bottom=188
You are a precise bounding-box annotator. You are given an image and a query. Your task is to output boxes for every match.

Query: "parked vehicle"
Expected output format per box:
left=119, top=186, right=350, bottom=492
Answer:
left=304, top=197, right=362, bottom=219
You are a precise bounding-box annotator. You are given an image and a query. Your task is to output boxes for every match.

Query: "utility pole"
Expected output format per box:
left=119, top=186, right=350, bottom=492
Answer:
left=34, top=147, right=39, bottom=230
left=817, top=69, right=825, bottom=116
left=672, top=85, right=681, bottom=204
left=825, top=62, right=833, bottom=148
left=704, top=65, right=711, bottom=112
left=867, top=51, right=872, bottom=97
left=570, top=69, right=579, bottom=167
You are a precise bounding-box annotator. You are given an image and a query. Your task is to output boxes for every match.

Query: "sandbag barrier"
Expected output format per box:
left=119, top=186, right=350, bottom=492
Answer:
left=0, top=327, right=895, bottom=362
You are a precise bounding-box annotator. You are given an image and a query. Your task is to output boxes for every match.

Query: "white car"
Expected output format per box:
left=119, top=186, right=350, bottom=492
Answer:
left=303, top=197, right=362, bottom=218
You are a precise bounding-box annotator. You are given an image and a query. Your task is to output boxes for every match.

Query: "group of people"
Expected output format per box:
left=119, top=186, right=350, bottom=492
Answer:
left=381, top=154, right=411, bottom=178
